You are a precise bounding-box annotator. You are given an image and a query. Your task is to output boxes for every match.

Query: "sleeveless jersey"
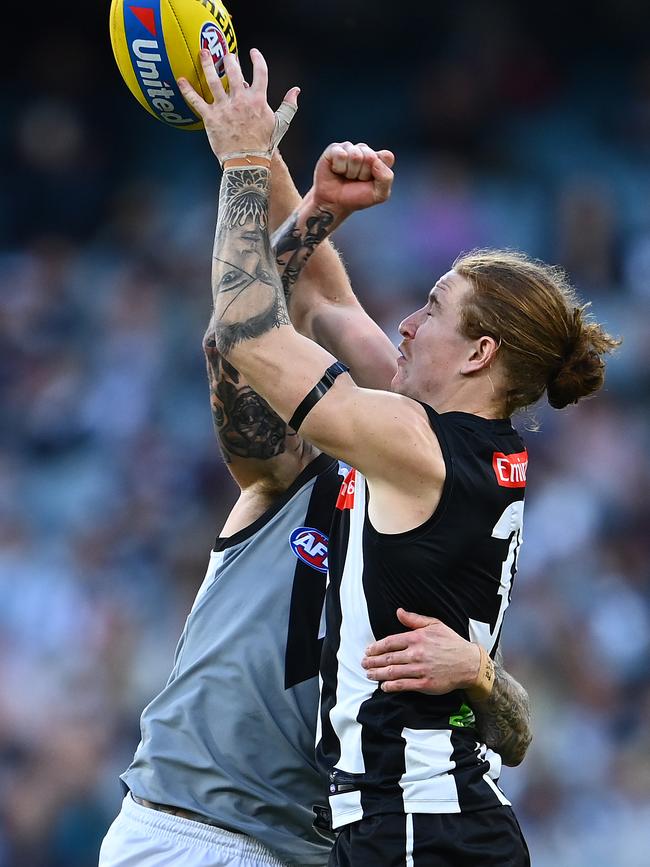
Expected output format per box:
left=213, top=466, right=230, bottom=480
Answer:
left=122, top=453, right=346, bottom=866
left=316, top=407, right=528, bottom=829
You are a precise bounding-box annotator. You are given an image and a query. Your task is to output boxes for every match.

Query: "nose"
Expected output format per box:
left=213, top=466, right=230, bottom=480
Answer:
left=398, top=307, right=424, bottom=339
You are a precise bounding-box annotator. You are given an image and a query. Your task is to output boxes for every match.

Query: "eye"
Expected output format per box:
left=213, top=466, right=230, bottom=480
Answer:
left=222, top=270, right=240, bottom=286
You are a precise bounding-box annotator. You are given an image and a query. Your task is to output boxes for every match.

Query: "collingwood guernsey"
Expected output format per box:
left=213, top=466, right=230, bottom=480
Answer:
left=122, top=453, right=345, bottom=866
left=317, top=406, right=527, bottom=828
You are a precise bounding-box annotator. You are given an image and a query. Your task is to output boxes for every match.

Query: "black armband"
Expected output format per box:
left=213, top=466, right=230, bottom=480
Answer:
left=288, top=361, right=350, bottom=432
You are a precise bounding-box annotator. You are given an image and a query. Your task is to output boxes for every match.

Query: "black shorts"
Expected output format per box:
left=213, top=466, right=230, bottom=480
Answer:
left=329, top=807, right=530, bottom=867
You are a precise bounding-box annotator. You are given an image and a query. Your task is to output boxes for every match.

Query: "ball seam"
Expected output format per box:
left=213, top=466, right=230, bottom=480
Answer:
left=165, top=0, right=209, bottom=105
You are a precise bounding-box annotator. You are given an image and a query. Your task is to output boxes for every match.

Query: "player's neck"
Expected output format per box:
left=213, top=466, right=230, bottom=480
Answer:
left=422, top=380, right=506, bottom=419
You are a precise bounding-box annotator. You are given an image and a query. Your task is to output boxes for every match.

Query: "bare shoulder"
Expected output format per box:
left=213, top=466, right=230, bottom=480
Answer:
left=355, top=388, right=445, bottom=484
left=361, top=393, right=446, bottom=534
left=299, top=373, right=445, bottom=493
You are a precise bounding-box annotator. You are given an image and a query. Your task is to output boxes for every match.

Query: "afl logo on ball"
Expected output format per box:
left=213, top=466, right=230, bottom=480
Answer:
left=289, top=527, right=329, bottom=573
left=200, top=22, right=228, bottom=77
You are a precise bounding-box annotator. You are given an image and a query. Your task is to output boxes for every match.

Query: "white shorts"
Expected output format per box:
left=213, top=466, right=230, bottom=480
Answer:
left=98, top=794, right=287, bottom=867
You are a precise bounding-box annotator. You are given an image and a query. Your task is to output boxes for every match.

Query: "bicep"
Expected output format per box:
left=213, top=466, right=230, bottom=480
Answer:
left=231, top=326, right=436, bottom=482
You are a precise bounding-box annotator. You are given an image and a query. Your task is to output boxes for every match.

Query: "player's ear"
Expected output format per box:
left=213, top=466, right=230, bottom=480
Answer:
left=461, top=336, right=499, bottom=375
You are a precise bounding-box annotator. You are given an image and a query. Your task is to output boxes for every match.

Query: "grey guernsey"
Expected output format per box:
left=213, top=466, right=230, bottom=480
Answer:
left=122, top=452, right=345, bottom=866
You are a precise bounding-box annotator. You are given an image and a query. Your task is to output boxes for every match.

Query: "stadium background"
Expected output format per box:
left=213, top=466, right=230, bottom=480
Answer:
left=2, top=0, right=649, bottom=864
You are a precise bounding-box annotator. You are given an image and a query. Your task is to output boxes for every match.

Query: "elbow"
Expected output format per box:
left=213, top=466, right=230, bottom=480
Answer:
left=502, top=729, right=533, bottom=768
left=203, top=326, right=217, bottom=359
left=214, top=321, right=244, bottom=363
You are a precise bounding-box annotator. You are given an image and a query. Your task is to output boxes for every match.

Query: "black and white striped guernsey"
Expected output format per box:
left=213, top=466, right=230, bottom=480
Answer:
left=316, top=405, right=528, bottom=829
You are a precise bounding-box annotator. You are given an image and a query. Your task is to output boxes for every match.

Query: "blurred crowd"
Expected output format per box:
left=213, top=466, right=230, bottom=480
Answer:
left=2, top=2, right=650, bottom=865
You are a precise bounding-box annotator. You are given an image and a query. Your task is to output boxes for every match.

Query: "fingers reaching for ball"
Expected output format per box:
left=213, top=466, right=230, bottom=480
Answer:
left=176, top=45, right=300, bottom=166
left=223, top=51, right=246, bottom=95
left=177, top=73, right=209, bottom=117
left=249, top=48, right=268, bottom=97
left=202, top=48, right=229, bottom=100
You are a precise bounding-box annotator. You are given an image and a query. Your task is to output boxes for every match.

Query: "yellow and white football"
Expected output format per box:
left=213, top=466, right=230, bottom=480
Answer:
left=109, top=0, right=237, bottom=131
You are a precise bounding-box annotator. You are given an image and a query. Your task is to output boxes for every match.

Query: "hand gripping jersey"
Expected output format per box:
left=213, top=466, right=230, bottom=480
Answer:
left=122, top=453, right=346, bottom=866
left=317, top=406, right=528, bottom=829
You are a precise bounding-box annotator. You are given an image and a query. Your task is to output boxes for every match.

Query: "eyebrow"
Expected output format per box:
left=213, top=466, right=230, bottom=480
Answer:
left=427, top=289, right=442, bottom=307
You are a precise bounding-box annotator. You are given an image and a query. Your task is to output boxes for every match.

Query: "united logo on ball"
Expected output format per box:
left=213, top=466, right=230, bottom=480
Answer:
left=109, top=0, right=237, bottom=131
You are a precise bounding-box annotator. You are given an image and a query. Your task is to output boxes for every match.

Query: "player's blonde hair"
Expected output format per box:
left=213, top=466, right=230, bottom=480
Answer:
left=453, top=249, right=621, bottom=416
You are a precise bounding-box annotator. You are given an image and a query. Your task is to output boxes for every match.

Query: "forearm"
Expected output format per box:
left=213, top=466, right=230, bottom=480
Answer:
left=272, top=190, right=340, bottom=307
left=270, top=153, right=359, bottom=340
left=211, top=165, right=334, bottom=406
left=269, top=150, right=302, bottom=232
left=212, top=165, right=292, bottom=359
left=471, top=661, right=532, bottom=767
left=362, top=612, right=532, bottom=768
left=270, top=166, right=398, bottom=388
left=270, top=150, right=349, bottom=312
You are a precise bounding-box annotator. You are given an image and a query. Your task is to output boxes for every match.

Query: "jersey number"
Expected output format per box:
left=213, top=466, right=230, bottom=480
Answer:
left=468, top=500, right=524, bottom=654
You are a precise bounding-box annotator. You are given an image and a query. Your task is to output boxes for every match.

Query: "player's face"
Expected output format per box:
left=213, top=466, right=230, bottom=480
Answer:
left=392, top=270, right=474, bottom=401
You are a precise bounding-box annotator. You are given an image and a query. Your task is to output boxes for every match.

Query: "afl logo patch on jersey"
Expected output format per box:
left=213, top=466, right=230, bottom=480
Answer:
left=289, top=527, right=329, bottom=573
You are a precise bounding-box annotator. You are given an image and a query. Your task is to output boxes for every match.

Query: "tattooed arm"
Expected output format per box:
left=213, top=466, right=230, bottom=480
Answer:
left=178, top=50, right=438, bottom=494
left=215, top=145, right=398, bottom=391
left=270, top=146, right=399, bottom=389
left=362, top=611, right=532, bottom=767
left=200, top=150, right=324, bottom=492
left=203, top=320, right=315, bottom=492
left=472, top=647, right=532, bottom=767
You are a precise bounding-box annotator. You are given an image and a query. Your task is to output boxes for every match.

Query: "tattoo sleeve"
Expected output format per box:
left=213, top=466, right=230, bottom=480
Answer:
left=212, top=167, right=291, bottom=357
left=472, top=649, right=533, bottom=767
left=271, top=207, right=335, bottom=304
left=203, top=330, right=288, bottom=463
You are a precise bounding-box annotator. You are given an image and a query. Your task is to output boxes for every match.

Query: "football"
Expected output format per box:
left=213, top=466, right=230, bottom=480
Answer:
left=109, top=0, right=237, bottom=130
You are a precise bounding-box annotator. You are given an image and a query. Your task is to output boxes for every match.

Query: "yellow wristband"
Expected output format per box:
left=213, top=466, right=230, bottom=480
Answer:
left=465, top=644, right=495, bottom=702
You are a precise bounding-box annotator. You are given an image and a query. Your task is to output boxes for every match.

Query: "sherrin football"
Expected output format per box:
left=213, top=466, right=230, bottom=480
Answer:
left=109, top=0, right=237, bottom=130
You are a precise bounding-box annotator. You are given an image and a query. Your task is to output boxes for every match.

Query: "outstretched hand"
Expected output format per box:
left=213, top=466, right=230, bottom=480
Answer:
left=177, top=48, right=300, bottom=164
left=312, top=142, right=395, bottom=214
left=361, top=608, right=481, bottom=695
